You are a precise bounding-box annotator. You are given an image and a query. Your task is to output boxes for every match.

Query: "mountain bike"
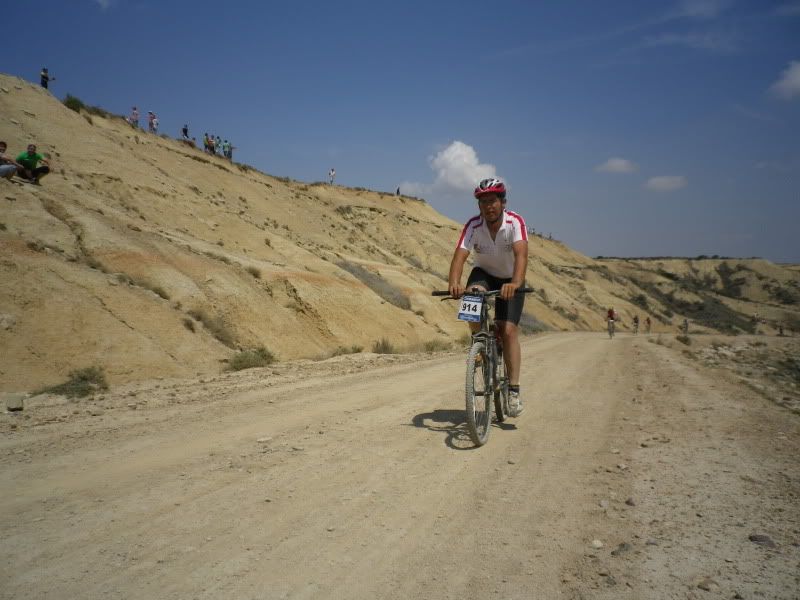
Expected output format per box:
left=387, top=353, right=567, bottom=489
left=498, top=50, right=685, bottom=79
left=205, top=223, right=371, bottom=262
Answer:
left=432, top=287, right=533, bottom=446
left=607, top=319, right=615, bottom=339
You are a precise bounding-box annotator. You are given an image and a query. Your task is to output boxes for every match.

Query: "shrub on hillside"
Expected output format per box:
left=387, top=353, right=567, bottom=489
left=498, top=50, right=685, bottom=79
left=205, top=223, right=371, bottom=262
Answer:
left=330, top=345, right=363, bottom=357
left=228, top=347, right=276, bottom=371
left=63, top=94, right=85, bottom=113
left=372, top=338, right=396, bottom=354
left=187, top=308, right=236, bottom=347
left=41, top=366, right=109, bottom=398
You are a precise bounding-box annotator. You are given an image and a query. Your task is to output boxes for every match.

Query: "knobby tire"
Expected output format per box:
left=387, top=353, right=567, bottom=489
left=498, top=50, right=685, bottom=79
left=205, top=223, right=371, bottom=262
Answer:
left=465, top=341, right=492, bottom=446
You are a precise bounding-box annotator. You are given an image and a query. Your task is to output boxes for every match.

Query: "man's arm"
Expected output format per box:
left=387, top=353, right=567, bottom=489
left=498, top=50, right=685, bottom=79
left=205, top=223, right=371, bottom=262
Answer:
left=448, top=247, right=470, bottom=298
left=500, top=240, right=528, bottom=300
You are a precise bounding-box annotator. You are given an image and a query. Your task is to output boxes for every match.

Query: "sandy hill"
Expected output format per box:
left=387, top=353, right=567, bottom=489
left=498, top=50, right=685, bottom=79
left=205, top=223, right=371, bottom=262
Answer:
left=1, top=73, right=798, bottom=390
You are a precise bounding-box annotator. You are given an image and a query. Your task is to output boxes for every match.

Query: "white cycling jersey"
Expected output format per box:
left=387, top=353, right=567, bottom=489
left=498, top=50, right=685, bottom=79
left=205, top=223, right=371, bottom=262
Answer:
left=456, top=209, right=528, bottom=279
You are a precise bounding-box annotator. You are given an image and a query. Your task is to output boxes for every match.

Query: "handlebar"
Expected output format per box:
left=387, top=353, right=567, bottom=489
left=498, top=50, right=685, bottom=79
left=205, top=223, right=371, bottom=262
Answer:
left=431, top=287, right=534, bottom=299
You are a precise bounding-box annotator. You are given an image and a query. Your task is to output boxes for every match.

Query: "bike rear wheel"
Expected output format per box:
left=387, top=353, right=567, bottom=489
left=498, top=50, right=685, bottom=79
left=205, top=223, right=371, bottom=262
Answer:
left=494, top=353, right=508, bottom=422
left=466, top=341, right=492, bottom=446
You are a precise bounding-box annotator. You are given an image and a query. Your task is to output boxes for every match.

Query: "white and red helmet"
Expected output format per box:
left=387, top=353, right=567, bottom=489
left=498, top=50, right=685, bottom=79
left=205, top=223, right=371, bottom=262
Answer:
left=474, top=177, right=507, bottom=200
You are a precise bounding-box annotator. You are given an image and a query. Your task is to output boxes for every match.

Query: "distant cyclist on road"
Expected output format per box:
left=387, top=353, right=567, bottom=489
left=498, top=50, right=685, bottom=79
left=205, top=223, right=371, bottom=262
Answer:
left=645, top=316, right=651, bottom=334
left=607, top=307, right=617, bottom=338
left=632, top=314, right=639, bottom=334
left=447, top=178, right=529, bottom=417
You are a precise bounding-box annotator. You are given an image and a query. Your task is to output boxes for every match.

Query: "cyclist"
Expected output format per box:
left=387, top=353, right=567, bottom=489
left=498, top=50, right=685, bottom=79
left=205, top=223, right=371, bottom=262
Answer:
left=607, top=307, right=616, bottom=338
left=632, top=314, right=639, bottom=334
left=645, top=316, right=651, bottom=334
left=447, top=178, right=528, bottom=417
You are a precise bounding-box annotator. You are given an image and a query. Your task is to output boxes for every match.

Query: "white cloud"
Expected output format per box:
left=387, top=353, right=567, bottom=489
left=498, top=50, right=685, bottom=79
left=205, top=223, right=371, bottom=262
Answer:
left=645, top=175, right=687, bottom=191
left=770, top=60, right=800, bottom=100
left=595, top=157, right=638, bottom=173
left=400, top=141, right=499, bottom=200
left=94, top=0, right=112, bottom=8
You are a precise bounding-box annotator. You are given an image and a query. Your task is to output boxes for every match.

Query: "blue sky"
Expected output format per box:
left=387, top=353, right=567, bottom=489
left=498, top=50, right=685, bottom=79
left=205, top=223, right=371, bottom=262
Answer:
left=5, top=0, right=800, bottom=262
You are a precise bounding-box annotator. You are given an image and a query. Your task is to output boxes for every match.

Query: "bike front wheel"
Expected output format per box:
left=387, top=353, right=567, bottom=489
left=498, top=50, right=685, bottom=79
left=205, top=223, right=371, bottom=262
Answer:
left=466, top=341, right=492, bottom=446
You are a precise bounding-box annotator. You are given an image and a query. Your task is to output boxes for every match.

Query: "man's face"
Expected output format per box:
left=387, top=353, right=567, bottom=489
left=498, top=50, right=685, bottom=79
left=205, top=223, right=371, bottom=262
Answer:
left=0, top=143, right=6, bottom=153
left=27, top=145, right=36, bottom=154
left=477, top=193, right=504, bottom=223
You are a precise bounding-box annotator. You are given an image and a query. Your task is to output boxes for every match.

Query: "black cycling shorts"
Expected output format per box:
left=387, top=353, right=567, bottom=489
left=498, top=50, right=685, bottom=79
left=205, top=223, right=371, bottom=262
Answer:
left=465, top=267, right=525, bottom=325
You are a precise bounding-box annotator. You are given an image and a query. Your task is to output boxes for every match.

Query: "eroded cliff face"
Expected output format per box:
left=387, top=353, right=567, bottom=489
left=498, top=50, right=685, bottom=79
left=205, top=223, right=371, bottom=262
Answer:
left=1, top=73, right=798, bottom=388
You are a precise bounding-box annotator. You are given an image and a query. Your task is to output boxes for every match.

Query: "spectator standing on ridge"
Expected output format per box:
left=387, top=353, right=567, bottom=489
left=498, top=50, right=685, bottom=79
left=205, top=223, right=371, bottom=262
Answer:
left=329, top=168, right=336, bottom=185
left=40, top=67, right=55, bottom=89
left=645, top=316, right=651, bottom=334
left=222, top=139, right=231, bottom=159
left=15, top=143, right=50, bottom=184
left=152, top=115, right=159, bottom=134
left=396, top=186, right=400, bottom=196
left=128, top=106, right=139, bottom=128
left=215, top=136, right=222, bottom=156
left=181, top=124, right=189, bottom=140
left=0, top=141, right=24, bottom=181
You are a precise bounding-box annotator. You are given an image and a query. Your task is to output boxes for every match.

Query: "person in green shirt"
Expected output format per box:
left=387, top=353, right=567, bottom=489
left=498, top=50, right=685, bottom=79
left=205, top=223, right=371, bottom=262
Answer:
left=15, top=144, right=50, bottom=184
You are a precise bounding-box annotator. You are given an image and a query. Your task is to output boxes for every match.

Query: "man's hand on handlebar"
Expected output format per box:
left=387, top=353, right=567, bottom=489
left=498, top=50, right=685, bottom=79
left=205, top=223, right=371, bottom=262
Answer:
left=499, top=282, right=520, bottom=301
left=448, top=283, right=465, bottom=299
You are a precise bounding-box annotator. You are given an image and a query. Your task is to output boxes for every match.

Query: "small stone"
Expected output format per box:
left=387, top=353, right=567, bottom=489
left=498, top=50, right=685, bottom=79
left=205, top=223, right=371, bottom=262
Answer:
left=610, top=448, right=620, bottom=454
left=592, top=539, right=604, bottom=549
left=257, top=437, right=273, bottom=444
left=625, top=498, right=636, bottom=506
left=327, top=527, right=335, bottom=532
left=697, top=577, right=718, bottom=591
left=127, top=403, right=137, bottom=410
left=291, top=446, right=304, bottom=452
left=748, top=533, right=776, bottom=548
left=611, top=542, right=632, bottom=556
left=507, top=460, right=516, bottom=465
left=599, top=500, right=609, bottom=509
left=645, top=538, right=659, bottom=546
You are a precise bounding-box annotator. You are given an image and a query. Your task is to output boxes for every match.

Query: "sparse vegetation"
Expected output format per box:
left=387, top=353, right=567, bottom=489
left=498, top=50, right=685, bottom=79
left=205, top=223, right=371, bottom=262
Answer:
left=330, top=345, right=363, bottom=357
left=228, top=346, right=276, bottom=371
left=63, top=94, right=85, bottom=113
left=245, top=266, right=261, bottom=279
left=632, top=293, right=649, bottom=310
left=372, top=338, right=396, bottom=354
left=676, top=334, right=692, bottom=346
left=423, top=339, right=451, bottom=352
left=63, top=94, right=115, bottom=119
left=40, top=366, right=109, bottom=398
left=182, top=317, right=195, bottom=332
left=338, top=260, right=411, bottom=310
left=187, top=308, right=236, bottom=347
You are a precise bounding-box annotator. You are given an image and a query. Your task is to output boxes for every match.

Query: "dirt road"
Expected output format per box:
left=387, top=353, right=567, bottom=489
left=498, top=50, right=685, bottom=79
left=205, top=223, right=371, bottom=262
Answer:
left=1, top=333, right=798, bottom=599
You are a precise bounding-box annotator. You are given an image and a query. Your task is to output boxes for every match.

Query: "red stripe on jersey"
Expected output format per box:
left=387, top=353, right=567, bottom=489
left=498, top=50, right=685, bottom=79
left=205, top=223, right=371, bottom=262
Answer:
left=506, top=210, right=528, bottom=241
left=456, top=215, right=483, bottom=249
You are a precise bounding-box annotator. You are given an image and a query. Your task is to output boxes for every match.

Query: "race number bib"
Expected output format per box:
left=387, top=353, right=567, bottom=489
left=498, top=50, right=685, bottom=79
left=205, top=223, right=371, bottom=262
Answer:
left=457, top=295, right=482, bottom=322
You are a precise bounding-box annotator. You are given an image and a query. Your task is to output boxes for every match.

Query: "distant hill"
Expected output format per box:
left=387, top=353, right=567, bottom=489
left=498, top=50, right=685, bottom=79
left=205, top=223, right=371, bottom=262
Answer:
left=1, top=73, right=798, bottom=388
